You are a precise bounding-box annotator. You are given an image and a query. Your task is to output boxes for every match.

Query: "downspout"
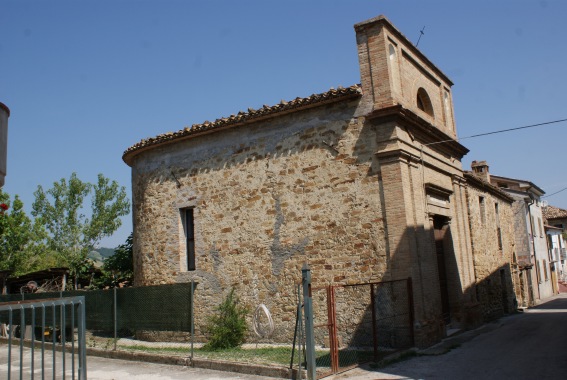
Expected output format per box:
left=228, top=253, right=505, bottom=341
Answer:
left=526, top=193, right=541, bottom=302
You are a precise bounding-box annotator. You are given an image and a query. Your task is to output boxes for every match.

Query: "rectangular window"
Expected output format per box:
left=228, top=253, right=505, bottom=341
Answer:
left=538, top=218, right=543, bottom=237
left=479, top=196, right=486, bottom=225
left=543, top=259, right=548, bottom=281
left=183, top=208, right=196, bottom=271
left=495, top=203, right=503, bottom=251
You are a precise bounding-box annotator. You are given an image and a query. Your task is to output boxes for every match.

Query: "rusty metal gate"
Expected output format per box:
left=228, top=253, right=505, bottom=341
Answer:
left=312, top=278, right=414, bottom=377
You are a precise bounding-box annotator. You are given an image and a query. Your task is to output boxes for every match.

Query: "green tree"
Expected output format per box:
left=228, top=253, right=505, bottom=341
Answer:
left=95, top=233, right=134, bottom=288
left=31, top=173, right=130, bottom=288
left=0, top=190, right=51, bottom=275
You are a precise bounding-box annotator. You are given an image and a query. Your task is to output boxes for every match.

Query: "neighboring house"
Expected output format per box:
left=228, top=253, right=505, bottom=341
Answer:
left=472, top=160, right=552, bottom=305
left=464, top=172, right=517, bottom=320
left=123, top=15, right=516, bottom=347
left=543, top=205, right=567, bottom=284
left=0, top=102, right=9, bottom=187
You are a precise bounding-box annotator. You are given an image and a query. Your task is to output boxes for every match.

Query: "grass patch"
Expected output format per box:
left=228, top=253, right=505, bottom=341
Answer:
left=120, top=344, right=390, bottom=369
left=121, top=345, right=296, bottom=366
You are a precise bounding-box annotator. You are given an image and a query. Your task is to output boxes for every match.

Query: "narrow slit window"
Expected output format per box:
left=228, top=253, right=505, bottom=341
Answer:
left=495, top=203, right=503, bottom=251
left=479, top=196, right=486, bottom=225
left=184, top=208, right=196, bottom=271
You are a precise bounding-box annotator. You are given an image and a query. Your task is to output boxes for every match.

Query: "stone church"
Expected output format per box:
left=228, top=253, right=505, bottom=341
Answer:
left=123, top=15, right=516, bottom=347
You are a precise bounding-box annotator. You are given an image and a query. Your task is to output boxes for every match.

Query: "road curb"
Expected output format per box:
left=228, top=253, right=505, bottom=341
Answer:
left=85, top=347, right=293, bottom=378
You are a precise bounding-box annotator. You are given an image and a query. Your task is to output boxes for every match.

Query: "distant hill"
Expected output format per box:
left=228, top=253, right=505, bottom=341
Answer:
left=88, top=247, right=116, bottom=267
left=96, top=247, right=116, bottom=259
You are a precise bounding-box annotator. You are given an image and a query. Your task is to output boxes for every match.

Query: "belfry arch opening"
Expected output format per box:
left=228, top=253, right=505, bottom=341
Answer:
left=417, top=87, right=434, bottom=117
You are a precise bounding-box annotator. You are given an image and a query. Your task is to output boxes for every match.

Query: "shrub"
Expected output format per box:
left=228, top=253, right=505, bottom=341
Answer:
left=203, top=288, right=248, bottom=350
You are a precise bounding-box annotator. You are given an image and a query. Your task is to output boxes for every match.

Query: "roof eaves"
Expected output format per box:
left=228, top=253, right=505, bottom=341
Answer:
left=489, top=174, right=545, bottom=196
left=123, top=85, right=362, bottom=166
left=464, top=172, right=515, bottom=203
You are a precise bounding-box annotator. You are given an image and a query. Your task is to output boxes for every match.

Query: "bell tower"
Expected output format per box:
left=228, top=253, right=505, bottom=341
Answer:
left=354, top=16, right=457, bottom=138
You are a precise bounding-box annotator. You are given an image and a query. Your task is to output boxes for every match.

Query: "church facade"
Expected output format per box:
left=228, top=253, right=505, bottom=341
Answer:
left=123, top=15, right=516, bottom=347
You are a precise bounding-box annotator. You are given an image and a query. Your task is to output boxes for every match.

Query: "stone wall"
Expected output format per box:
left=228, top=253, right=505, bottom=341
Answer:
left=465, top=178, right=516, bottom=320
left=130, top=99, right=394, bottom=341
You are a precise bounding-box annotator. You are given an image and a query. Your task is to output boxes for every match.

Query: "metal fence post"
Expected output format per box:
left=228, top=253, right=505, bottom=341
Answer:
left=77, top=296, right=87, bottom=380
left=190, top=279, right=194, bottom=361
left=114, top=287, right=118, bottom=351
left=302, top=263, right=316, bottom=380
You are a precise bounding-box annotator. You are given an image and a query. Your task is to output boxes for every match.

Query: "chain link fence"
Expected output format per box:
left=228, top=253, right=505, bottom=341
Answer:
left=1, top=282, right=303, bottom=377
left=1, top=278, right=413, bottom=378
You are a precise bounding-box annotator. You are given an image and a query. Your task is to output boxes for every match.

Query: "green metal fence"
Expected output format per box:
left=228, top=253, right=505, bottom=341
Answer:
left=0, top=283, right=193, bottom=334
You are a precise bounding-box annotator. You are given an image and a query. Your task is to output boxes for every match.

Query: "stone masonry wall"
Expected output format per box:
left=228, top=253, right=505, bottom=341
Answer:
left=466, top=184, right=516, bottom=320
left=131, top=99, right=392, bottom=341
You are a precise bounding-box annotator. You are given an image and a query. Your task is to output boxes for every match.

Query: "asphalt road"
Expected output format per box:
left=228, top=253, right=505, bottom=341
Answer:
left=332, top=293, right=567, bottom=380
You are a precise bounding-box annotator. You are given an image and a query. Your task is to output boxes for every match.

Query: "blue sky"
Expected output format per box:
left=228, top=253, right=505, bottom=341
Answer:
left=1, top=0, right=566, bottom=248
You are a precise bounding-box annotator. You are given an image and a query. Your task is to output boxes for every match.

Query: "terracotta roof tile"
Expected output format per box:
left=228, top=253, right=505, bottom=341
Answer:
left=123, top=85, right=362, bottom=165
left=543, top=205, right=567, bottom=220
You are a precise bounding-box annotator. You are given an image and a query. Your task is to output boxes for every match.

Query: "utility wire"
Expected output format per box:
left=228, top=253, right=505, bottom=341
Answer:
left=421, top=117, right=567, bottom=199
left=425, top=118, right=567, bottom=147
left=542, top=187, right=567, bottom=199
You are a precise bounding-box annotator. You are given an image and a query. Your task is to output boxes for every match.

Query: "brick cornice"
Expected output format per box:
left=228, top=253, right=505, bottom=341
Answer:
left=367, top=104, right=469, bottom=159
left=375, top=146, right=420, bottom=165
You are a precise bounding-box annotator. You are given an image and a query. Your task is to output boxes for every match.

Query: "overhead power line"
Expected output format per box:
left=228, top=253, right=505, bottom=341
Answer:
left=420, top=117, right=567, bottom=199
left=542, top=187, right=567, bottom=199
left=459, top=118, right=567, bottom=141
left=425, top=118, right=567, bottom=147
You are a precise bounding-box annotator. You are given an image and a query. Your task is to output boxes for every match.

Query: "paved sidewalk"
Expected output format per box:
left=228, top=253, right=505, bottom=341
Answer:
left=0, top=344, right=278, bottom=380
left=82, top=355, right=277, bottom=380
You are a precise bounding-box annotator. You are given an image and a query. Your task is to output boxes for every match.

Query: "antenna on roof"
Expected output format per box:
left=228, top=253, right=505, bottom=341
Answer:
left=416, top=26, right=426, bottom=47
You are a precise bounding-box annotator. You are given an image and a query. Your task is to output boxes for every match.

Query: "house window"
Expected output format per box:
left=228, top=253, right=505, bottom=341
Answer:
left=538, top=218, right=543, bottom=237
left=416, top=88, right=434, bottom=117
left=479, top=196, right=486, bottom=225
left=543, top=259, right=548, bottom=281
left=535, top=260, right=541, bottom=283
left=495, top=203, right=503, bottom=251
left=182, top=208, right=196, bottom=271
